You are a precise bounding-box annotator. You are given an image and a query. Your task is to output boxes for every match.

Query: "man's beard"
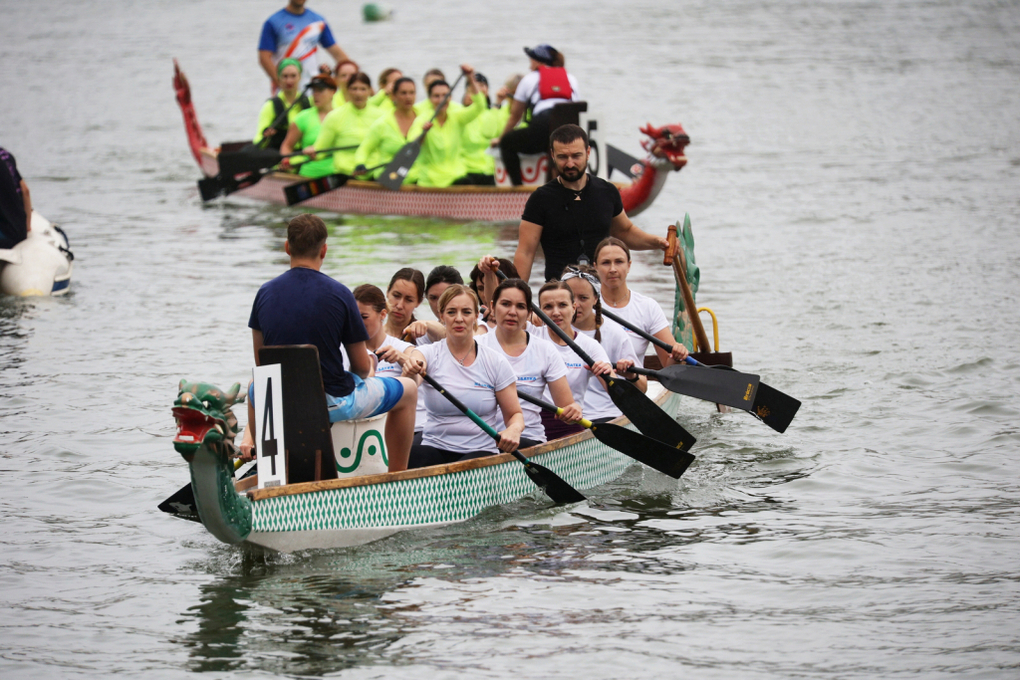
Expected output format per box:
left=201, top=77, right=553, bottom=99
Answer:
left=559, top=164, right=584, bottom=181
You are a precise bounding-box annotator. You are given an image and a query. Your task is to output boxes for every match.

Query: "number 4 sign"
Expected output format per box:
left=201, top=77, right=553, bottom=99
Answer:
left=253, top=364, right=286, bottom=489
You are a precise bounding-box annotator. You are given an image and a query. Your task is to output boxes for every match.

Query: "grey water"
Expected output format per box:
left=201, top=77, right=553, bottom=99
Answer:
left=2, top=0, right=1019, bottom=677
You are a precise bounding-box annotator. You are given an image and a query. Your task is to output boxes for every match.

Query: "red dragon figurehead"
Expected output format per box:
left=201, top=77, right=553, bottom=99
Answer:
left=640, top=123, right=690, bottom=170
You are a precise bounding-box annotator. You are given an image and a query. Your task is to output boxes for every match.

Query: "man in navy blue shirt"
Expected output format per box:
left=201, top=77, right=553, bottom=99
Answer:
left=258, top=0, right=350, bottom=91
left=243, top=214, right=417, bottom=471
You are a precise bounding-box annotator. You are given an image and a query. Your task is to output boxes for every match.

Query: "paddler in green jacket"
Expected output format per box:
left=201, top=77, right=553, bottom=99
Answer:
left=279, top=74, right=337, bottom=178
left=253, top=58, right=311, bottom=149
left=414, top=68, right=463, bottom=118
left=311, top=71, right=383, bottom=175
left=458, top=72, right=508, bottom=186
left=367, top=67, right=403, bottom=112
left=412, top=64, right=486, bottom=188
left=352, top=76, right=419, bottom=181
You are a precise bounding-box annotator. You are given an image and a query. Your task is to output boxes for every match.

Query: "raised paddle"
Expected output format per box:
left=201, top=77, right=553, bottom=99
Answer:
left=516, top=390, right=695, bottom=479
left=377, top=71, right=466, bottom=191
left=416, top=371, right=586, bottom=504
left=496, top=270, right=697, bottom=452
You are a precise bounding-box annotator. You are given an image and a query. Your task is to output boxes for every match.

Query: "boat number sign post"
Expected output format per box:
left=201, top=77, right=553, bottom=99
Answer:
left=253, top=363, right=287, bottom=488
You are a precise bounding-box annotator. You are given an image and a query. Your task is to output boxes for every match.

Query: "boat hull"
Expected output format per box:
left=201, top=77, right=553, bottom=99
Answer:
left=0, top=213, right=73, bottom=297
left=195, top=386, right=681, bottom=553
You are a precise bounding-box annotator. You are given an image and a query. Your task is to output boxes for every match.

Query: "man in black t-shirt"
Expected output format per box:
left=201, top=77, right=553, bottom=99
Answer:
left=513, top=125, right=667, bottom=282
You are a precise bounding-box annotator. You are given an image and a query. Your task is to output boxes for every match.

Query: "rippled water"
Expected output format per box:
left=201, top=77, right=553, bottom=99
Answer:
left=2, top=1, right=1019, bottom=677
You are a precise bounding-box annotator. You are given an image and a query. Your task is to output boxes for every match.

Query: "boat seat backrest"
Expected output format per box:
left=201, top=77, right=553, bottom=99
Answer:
left=258, top=345, right=339, bottom=484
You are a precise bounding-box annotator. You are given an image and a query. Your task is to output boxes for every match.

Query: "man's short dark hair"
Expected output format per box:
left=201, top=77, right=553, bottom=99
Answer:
left=549, top=124, right=588, bottom=150
left=287, top=214, right=328, bottom=258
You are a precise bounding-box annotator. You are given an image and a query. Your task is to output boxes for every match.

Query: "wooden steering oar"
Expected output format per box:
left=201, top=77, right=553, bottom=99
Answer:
left=378, top=71, right=466, bottom=191
left=496, top=270, right=697, bottom=452
left=515, top=390, right=695, bottom=479
left=417, top=371, right=586, bottom=505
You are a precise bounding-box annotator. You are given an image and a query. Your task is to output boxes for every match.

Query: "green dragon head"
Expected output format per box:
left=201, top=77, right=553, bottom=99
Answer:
left=172, top=380, right=244, bottom=458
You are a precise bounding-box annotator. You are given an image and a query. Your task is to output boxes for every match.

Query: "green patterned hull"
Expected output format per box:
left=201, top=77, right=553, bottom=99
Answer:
left=212, top=387, right=682, bottom=553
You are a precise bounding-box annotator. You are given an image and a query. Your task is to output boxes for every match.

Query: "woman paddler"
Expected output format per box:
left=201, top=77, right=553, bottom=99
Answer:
left=475, top=265, right=582, bottom=447
left=253, top=58, right=312, bottom=150
left=412, top=64, right=488, bottom=188
left=594, top=237, right=690, bottom=366
left=368, top=67, right=403, bottom=112
left=279, top=74, right=337, bottom=178
left=534, top=281, right=613, bottom=440
left=310, top=72, right=383, bottom=176
left=352, top=77, right=419, bottom=182
left=403, top=284, right=525, bottom=468
left=331, top=60, right=360, bottom=107
left=458, top=72, right=502, bottom=185
left=561, top=265, right=646, bottom=423
left=380, top=268, right=430, bottom=447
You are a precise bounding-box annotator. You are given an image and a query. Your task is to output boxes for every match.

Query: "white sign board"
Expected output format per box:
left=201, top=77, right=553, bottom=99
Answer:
left=253, top=364, right=286, bottom=489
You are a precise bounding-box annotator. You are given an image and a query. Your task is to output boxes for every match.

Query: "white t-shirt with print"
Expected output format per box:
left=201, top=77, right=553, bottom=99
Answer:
left=418, top=340, right=517, bottom=453
left=533, top=325, right=610, bottom=405
left=478, top=331, right=568, bottom=442
left=604, top=290, right=671, bottom=358
left=343, top=335, right=426, bottom=431
left=579, top=321, right=639, bottom=420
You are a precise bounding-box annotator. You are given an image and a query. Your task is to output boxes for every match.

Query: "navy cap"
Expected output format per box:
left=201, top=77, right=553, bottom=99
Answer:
left=524, top=44, right=556, bottom=66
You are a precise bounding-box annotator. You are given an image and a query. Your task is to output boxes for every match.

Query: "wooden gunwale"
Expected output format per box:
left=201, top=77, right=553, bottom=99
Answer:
left=245, top=387, right=666, bottom=502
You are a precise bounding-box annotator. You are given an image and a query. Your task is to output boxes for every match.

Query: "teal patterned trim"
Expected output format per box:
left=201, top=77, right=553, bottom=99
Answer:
left=251, top=392, right=681, bottom=534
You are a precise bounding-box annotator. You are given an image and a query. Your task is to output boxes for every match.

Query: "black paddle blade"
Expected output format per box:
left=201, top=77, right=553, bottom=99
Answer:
left=606, top=377, right=697, bottom=451
left=197, top=177, right=224, bottom=201
left=158, top=483, right=202, bottom=522
left=520, top=459, right=587, bottom=504
left=284, top=173, right=351, bottom=205
left=642, top=364, right=761, bottom=411
left=217, top=146, right=283, bottom=176
left=589, top=422, right=695, bottom=479
left=749, top=382, right=801, bottom=433
left=378, top=142, right=421, bottom=191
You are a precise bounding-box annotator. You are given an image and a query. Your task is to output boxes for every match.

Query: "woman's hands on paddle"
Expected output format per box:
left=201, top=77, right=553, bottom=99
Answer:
left=375, top=344, right=407, bottom=367
left=666, top=342, right=689, bottom=363
left=556, top=402, right=583, bottom=424
left=589, top=360, right=613, bottom=378
left=496, top=424, right=523, bottom=453
left=403, top=320, right=431, bottom=341
left=238, top=423, right=255, bottom=462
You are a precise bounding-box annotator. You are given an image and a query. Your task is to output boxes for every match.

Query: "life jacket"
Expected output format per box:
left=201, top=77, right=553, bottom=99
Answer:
left=263, top=94, right=311, bottom=149
left=537, top=66, right=573, bottom=101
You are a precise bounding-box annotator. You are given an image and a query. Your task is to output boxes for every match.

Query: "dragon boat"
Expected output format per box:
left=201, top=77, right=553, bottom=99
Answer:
left=173, top=61, right=690, bottom=222
left=0, top=212, right=73, bottom=297
left=164, top=225, right=712, bottom=553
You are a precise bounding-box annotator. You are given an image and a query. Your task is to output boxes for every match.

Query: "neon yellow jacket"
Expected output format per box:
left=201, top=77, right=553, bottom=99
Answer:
left=369, top=90, right=395, bottom=112
left=354, top=112, right=420, bottom=182
left=460, top=105, right=507, bottom=176
left=315, top=103, right=384, bottom=175
left=253, top=95, right=310, bottom=145
left=291, top=108, right=335, bottom=178
left=413, top=93, right=486, bottom=188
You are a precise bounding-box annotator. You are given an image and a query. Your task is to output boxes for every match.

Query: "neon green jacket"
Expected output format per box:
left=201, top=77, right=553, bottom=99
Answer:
left=413, top=93, right=486, bottom=188
left=460, top=105, right=507, bottom=176
left=291, top=108, right=335, bottom=178
left=315, top=103, right=384, bottom=175
left=354, top=112, right=420, bottom=182
left=253, top=95, right=309, bottom=145
left=369, top=90, right=395, bottom=112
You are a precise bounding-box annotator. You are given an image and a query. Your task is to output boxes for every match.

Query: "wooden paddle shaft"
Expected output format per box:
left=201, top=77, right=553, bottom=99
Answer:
left=667, top=225, right=712, bottom=353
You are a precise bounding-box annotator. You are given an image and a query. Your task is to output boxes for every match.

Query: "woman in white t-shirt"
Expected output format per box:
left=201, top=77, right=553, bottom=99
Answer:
left=349, top=284, right=427, bottom=442
left=594, top=237, right=689, bottom=366
left=404, top=285, right=525, bottom=468
left=476, top=274, right=582, bottom=447
left=560, top=266, right=645, bottom=423
left=534, top=281, right=613, bottom=440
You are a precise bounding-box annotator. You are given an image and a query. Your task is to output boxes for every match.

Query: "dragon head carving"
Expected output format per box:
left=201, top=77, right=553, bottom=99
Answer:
left=640, top=123, right=690, bottom=170
left=172, top=380, right=244, bottom=457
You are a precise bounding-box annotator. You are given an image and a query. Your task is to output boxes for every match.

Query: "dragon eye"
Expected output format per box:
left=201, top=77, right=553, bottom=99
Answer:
left=202, top=401, right=210, bottom=409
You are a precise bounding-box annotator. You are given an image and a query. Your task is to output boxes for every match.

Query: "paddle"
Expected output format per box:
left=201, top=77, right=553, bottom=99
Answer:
left=284, top=161, right=388, bottom=205
left=496, top=270, right=697, bottom=452
left=600, top=306, right=761, bottom=405
left=417, top=371, right=586, bottom=504
left=516, top=390, right=695, bottom=479
left=377, top=71, right=466, bottom=191
left=218, top=144, right=359, bottom=177
left=159, top=459, right=254, bottom=520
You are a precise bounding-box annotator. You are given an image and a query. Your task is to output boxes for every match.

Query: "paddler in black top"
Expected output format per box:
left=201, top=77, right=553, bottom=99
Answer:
left=513, top=125, right=668, bottom=282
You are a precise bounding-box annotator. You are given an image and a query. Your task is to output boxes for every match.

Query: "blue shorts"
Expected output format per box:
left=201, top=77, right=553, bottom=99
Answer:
left=247, top=374, right=403, bottom=423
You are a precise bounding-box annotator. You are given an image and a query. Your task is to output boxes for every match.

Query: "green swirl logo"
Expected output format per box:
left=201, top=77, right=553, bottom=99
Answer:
left=336, top=429, right=388, bottom=473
